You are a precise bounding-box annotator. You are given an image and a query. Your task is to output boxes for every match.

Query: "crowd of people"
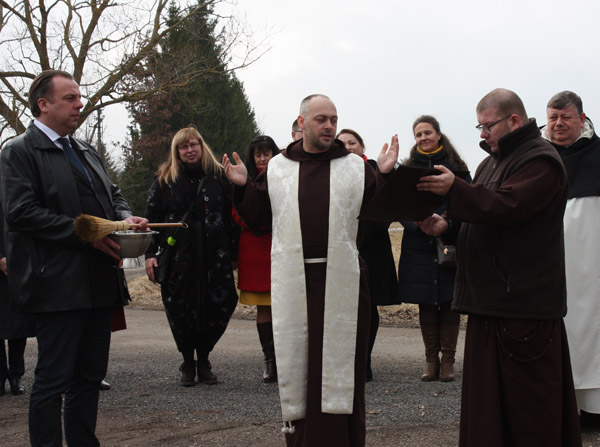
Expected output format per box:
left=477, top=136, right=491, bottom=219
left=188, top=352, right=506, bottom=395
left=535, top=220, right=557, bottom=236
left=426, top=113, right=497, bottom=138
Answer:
left=0, top=69, right=596, bottom=447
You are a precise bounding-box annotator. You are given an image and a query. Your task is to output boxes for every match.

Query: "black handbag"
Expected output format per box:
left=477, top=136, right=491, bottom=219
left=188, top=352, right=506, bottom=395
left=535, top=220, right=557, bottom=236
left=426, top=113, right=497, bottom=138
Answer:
left=435, top=237, right=456, bottom=267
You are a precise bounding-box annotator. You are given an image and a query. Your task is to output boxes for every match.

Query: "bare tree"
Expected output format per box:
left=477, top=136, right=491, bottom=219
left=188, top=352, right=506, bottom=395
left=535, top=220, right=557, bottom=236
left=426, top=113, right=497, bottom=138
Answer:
left=0, top=0, right=267, bottom=145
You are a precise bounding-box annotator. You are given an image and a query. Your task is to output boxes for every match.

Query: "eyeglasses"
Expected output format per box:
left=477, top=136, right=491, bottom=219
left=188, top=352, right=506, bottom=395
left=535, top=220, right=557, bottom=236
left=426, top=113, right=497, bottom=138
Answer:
left=475, top=115, right=511, bottom=134
left=178, top=142, right=200, bottom=151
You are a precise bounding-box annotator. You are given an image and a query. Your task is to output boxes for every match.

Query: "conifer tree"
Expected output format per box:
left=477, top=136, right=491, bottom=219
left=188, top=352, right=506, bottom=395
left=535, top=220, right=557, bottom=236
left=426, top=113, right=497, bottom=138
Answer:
left=119, top=0, right=259, bottom=214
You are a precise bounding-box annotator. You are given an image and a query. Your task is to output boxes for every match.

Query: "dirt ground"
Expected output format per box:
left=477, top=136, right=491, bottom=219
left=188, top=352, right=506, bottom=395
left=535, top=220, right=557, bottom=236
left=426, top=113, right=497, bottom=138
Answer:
left=3, top=226, right=599, bottom=446
left=3, top=308, right=599, bottom=447
left=3, top=308, right=468, bottom=447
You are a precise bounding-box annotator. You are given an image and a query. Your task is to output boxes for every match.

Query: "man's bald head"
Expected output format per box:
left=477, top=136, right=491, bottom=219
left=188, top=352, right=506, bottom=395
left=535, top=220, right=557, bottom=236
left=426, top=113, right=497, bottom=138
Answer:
left=476, top=88, right=528, bottom=122
left=297, top=94, right=338, bottom=153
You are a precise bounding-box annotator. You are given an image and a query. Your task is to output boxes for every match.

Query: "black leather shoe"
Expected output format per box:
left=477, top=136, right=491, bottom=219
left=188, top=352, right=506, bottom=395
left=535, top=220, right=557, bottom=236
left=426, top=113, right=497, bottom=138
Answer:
left=99, top=379, right=111, bottom=391
left=0, top=380, right=5, bottom=396
left=197, top=360, right=218, bottom=385
left=179, top=361, right=196, bottom=387
left=9, top=378, right=25, bottom=395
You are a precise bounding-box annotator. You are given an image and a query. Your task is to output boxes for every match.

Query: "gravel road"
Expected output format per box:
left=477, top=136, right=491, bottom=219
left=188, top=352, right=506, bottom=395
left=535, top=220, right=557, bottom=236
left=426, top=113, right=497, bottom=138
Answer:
left=2, top=307, right=599, bottom=446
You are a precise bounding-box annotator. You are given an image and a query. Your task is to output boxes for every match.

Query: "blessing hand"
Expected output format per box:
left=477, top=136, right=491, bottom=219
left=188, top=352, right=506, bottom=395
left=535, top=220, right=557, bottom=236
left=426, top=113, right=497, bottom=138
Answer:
left=377, top=134, right=399, bottom=174
left=223, top=152, right=248, bottom=186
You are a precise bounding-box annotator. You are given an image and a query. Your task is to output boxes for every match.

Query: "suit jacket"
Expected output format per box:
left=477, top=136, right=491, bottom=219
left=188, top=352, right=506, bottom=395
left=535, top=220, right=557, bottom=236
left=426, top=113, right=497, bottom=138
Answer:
left=0, top=122, right=132, bottom=313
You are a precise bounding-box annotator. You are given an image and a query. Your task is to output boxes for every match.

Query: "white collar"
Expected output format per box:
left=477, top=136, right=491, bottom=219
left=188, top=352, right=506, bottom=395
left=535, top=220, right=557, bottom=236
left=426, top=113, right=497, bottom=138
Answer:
left=33, top=119, right=66, bottom=146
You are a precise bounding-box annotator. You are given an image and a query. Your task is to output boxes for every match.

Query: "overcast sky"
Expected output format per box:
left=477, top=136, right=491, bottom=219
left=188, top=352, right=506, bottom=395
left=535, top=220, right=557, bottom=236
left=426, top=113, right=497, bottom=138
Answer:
left=105, top=0, right=600, bottom=171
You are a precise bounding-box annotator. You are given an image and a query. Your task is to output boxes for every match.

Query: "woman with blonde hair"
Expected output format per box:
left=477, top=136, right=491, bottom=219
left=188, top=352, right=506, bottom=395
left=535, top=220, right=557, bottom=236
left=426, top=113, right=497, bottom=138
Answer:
left=145, top=126, right=239, bottom=386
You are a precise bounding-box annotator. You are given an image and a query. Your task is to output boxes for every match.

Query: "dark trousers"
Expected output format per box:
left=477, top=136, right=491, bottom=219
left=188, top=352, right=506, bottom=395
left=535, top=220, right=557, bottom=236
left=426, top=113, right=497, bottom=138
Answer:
left=29, top=307, right=112, bottom=447
left=0, top=338, right=27, bottom=381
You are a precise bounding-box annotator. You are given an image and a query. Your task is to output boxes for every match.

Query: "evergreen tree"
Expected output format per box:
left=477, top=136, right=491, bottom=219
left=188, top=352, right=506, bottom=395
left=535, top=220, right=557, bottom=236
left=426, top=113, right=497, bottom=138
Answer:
left=119, top=0, right=259, bottom=214
left=159, top=1, right=259, bottom=155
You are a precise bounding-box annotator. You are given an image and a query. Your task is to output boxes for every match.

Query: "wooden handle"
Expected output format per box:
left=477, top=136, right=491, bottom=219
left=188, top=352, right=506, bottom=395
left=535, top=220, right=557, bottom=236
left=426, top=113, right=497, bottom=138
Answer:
left=148, top=223, right=186, bottom=228
left=130, top=222, right=188, bottom=229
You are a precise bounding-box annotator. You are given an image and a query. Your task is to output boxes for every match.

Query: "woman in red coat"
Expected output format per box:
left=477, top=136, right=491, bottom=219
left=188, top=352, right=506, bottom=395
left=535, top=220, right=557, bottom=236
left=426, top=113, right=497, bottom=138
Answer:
left=233, top=135, right=281, bottom=382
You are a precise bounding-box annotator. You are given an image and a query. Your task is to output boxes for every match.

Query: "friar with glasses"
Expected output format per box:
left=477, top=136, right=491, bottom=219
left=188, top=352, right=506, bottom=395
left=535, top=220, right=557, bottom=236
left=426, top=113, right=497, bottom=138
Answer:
left=416, top=88, right=582, bottom=446
left=224, top=94, right=399, bottom=447
left=541, top=91, right=600, bottom=426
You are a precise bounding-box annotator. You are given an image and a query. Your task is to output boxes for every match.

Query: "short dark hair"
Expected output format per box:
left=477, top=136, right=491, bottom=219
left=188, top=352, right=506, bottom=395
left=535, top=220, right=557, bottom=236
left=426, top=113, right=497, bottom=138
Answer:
left=547, top=91, right=583, bottom=115
left=292, top=119, right=301, bottom=132
left=244, top=135, right=281, bottom=180
left=476, top=88, right=528, bottom=122
left=29, top=70, right=74, bottom=117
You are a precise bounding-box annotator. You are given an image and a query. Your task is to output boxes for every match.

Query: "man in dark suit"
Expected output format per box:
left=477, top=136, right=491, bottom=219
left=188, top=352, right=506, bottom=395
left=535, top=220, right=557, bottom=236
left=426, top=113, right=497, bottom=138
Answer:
left=0, top=70, right=148, bottom=447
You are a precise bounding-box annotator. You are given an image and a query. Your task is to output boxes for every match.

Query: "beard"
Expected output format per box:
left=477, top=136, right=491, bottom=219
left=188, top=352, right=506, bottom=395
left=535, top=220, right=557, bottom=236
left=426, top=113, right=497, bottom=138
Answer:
left=306, top=131, right=334, bottom=152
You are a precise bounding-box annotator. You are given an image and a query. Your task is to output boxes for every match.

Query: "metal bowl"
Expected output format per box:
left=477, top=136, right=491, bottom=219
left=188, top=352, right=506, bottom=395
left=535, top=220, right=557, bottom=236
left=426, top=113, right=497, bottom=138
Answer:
left=109, top=230, right=158, bottom=258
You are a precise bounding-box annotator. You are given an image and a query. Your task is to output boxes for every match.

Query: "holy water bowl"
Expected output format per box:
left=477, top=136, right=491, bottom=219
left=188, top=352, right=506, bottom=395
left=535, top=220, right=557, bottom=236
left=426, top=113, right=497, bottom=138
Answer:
left=109, top=230, right=158, bottom=258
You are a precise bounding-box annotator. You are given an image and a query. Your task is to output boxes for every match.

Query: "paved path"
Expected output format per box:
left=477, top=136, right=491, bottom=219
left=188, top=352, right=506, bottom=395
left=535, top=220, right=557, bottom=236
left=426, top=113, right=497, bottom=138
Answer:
left=4, top=308, right=599, bottom=446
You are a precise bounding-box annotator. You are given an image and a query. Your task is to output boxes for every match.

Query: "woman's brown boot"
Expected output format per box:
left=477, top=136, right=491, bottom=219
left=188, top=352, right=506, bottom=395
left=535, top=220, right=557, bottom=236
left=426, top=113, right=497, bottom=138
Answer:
left=422, top=361, right=440, bottom=382
left=420, top=324, right=440, bottom=381
left=440, top=322, right=460, bottom=382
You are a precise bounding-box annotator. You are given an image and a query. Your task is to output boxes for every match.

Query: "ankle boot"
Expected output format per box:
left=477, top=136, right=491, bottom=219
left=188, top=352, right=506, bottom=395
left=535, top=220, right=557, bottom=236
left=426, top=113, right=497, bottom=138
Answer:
left=422, top=362, right=440, bottom=382
left=440, top=361, right=455, bottom=382
left=257, top=322, right=277, bottom=383
left=197, top=358, right=218, bottom=385
left=179, top=361, right=196, bottom=387
left=420, top=324, right=440, bottom=381
left=440, top=322, right=460, bottom=382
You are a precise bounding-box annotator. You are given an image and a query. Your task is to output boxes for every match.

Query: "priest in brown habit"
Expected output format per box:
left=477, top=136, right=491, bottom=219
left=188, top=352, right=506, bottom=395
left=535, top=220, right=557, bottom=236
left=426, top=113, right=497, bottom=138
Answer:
left=223, top=94, right=399, bottom=446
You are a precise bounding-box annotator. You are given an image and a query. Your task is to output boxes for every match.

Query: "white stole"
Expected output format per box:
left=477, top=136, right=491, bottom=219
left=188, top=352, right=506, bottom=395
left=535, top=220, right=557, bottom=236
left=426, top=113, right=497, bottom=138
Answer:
left=268, top=154, right=365, bottom=422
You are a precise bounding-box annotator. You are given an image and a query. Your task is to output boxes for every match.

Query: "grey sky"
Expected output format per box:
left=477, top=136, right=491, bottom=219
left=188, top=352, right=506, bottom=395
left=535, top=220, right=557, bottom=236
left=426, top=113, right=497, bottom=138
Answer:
left=103, top=0, right=599, bottom=172
left=227, top=0, right=600, bottom=171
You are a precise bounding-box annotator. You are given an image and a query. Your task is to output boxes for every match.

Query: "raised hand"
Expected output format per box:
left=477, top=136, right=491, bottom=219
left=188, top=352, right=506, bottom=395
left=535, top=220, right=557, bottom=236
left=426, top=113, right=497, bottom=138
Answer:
left=223, top=152, right=248, bottom=186
left=377, top=134, right=399, bottom=174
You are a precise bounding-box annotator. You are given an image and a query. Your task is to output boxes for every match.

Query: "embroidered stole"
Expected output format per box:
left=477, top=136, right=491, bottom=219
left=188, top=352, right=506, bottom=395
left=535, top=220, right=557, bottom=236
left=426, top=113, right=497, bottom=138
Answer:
left=268, top=154, right=365, bottom=421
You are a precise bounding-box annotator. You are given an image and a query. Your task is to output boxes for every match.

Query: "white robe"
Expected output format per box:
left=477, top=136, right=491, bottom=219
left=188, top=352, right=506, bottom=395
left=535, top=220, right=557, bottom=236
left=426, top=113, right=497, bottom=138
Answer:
left=268, top=153, right=365, bottom=422
left=563, top=197, right=600, bottom=412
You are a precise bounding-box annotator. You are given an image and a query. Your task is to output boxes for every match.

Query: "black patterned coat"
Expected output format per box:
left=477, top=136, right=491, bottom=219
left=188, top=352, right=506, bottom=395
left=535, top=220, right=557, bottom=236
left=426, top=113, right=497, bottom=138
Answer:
left=145, top=166, right=239, bottom=353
